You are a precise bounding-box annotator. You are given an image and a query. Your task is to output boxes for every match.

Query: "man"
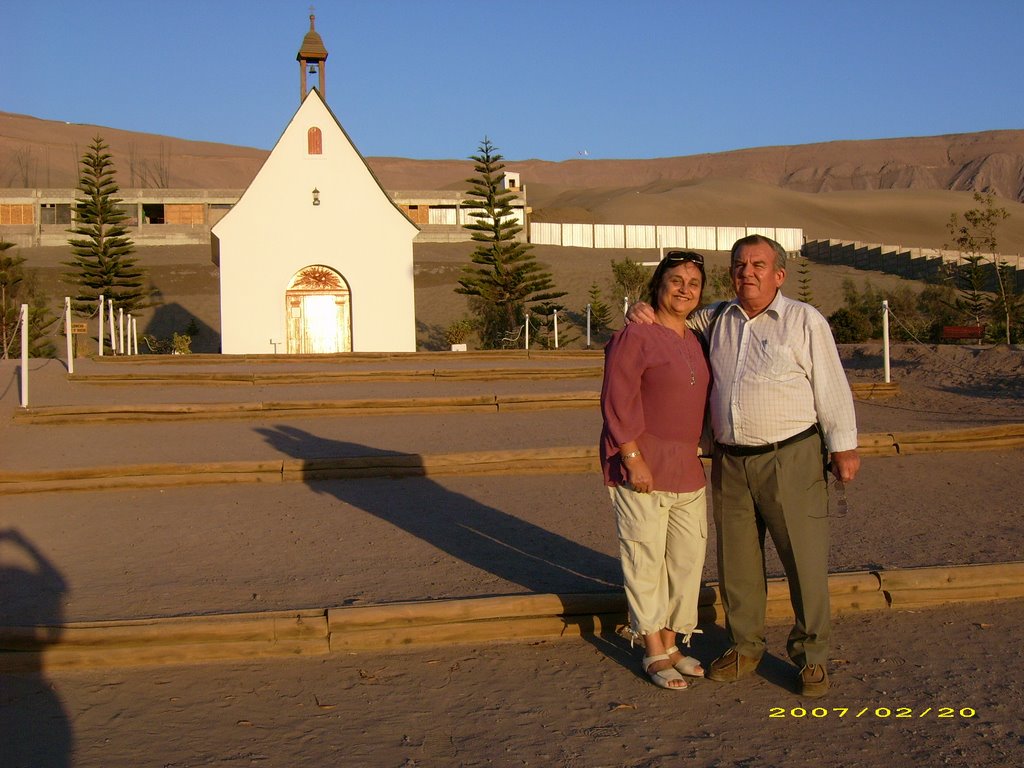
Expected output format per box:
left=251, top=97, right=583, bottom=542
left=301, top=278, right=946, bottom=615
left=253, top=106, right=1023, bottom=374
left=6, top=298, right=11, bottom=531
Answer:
left=628, top=235, right=860, bottom=697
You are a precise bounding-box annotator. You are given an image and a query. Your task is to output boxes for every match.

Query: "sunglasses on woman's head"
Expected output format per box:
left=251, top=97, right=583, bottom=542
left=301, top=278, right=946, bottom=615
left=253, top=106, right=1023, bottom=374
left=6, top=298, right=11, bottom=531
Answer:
left=664, top=251, right=704, bottom=266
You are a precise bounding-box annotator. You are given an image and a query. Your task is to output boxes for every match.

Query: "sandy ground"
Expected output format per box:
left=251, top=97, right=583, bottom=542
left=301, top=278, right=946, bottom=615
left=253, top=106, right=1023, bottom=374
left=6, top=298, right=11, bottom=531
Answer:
left=1, top=343, right=1023, bottom=767
left=5, top=600, right=1024, bottom=768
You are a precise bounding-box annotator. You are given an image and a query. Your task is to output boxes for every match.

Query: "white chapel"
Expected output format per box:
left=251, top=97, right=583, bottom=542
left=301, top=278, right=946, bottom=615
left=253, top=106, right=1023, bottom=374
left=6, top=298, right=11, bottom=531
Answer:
left=212, top=14, right=418, bottom=354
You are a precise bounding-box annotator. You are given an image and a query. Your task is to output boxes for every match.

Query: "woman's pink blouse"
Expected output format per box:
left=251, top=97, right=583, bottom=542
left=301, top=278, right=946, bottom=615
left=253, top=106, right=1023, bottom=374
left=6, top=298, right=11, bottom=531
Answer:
left=600, top=322, right=711, bottom=493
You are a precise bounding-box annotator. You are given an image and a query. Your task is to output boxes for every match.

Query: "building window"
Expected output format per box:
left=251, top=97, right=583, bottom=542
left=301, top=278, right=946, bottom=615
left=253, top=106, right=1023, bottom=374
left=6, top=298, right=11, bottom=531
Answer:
left=308, top=127, right=323, bottom=155
left=0, top=204, right=34, bottom=224
left=164, top=204, right=204, bottom=225
left=142, top=203, right=165, bottom=224
left=402, top=204, right=429, bottom=225
left=428, top=206, right=457, bottom=225
left=39, top=204, right=71, bottom=225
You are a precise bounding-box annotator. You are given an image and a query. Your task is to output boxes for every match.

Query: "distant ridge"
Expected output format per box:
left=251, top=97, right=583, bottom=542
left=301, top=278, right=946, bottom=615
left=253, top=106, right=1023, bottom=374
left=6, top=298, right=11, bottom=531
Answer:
left=3, top=110, right=1024, bottom=251
left=3, top=110, right=1023, bottom=199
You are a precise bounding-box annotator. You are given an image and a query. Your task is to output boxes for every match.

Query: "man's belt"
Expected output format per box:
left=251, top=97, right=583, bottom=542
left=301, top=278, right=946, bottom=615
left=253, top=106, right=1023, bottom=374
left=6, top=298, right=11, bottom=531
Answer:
left=716, top=424, right=819, bottom=457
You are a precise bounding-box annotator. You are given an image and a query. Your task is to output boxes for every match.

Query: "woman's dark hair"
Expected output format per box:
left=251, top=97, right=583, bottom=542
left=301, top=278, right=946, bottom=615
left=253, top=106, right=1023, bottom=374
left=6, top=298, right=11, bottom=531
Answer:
left=647, top=251, right=707, bottom=312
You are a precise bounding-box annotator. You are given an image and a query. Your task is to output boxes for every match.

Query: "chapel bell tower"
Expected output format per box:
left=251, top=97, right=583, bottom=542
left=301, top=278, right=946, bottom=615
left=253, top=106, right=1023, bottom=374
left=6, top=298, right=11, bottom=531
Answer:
left=297, top=12, right=328, bottom=102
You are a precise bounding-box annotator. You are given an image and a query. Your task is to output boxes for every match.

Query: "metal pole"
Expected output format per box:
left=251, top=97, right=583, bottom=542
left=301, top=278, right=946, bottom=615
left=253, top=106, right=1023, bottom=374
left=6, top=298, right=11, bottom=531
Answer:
left=586, top=304, right=592, bottom=349
left=126, top=314, right=132, bottom=355
left=524, top=314, right=530, bottom=350
left=20, top=304, right=28, bottom=407
left=65, top=297, right=74, bottom=374
left=553, top=310, right=559, bottom=349
left=118, top=308, right=125, bottom=354
left=882, top=300, right=891, bottom=384
left=98, top=295, right=105, bottom=357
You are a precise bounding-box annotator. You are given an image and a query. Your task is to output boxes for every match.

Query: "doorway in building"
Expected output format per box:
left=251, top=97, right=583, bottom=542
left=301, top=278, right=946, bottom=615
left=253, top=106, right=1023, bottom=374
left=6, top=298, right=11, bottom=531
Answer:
left=285, top=265, right=352, bottom=354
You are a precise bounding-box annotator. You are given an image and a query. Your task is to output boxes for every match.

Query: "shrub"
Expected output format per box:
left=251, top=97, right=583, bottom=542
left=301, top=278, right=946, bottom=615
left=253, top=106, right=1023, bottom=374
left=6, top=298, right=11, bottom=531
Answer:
left=828, top=308, right=873, bottom=343
left=444, top=318, right=475, bottom=345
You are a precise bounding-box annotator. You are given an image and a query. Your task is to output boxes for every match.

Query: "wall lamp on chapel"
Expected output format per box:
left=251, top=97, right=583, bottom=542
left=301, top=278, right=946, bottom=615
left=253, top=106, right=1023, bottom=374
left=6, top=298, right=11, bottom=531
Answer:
left=312, top=188, right=320, bottom=206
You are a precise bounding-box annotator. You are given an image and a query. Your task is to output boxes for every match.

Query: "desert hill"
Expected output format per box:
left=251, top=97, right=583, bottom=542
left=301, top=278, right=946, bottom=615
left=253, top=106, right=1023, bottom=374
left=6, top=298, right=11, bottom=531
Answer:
left=373, top=130, right=1024, bottom=201
left=3, top=110, right=1024, bottom=252
left=0, top=112, right=267, bottom=190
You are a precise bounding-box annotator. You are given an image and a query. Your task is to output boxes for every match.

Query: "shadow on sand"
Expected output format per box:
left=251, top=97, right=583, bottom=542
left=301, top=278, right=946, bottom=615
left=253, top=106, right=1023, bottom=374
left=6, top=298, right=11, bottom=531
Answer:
left=0, top=528, right=72, bottom=768
left=255, top=424, right=734, bottom=680
left=256, top=424, right=621, bottom=596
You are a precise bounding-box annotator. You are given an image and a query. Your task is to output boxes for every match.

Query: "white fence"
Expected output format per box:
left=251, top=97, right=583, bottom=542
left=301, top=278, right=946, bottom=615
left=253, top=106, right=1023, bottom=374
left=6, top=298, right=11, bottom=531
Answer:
left=530, top=223, right=804, bottom=252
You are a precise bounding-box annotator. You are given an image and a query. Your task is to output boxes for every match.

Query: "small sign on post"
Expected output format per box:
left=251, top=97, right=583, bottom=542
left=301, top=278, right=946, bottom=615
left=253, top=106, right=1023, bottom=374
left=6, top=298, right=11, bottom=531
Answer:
left=69, top=322, right=88, bottom=334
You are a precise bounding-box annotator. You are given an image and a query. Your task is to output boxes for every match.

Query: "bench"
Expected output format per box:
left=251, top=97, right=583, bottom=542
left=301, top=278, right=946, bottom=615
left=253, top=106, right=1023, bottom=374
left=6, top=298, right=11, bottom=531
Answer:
left=941, top=325, right=985, bottom=342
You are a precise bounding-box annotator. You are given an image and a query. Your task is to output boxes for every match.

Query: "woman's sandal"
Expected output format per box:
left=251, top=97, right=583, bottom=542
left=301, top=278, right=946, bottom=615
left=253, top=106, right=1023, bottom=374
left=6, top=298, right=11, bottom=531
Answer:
left=665, top=645, right=704, bottom=677
left=642, top=653, right=688, bottom=690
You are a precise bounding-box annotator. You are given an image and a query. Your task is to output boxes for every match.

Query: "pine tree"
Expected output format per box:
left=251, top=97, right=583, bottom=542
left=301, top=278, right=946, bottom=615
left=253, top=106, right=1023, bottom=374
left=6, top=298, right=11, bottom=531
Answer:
left=456, top=138, right=565, bottom=348
left=1, top=240, right=57, bottom=358
left=796, top=257, right=816, bottom=307
left=587, top=282, right=613, bottom=338
left=0, top=240, right=23, bottom=357
left=64, top=136, right=146, bottom=318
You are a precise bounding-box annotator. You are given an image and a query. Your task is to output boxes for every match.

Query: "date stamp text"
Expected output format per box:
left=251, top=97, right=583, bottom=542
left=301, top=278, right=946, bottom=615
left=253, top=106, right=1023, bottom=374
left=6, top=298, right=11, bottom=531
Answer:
left=768, top=706, right=976, bottom=719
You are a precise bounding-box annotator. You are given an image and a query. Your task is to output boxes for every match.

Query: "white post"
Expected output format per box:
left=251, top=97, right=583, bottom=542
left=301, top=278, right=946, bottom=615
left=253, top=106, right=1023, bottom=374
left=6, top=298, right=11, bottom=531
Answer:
left=118, top=308, right=125, bottom=354
left=524, top=313, right=530, bottom=350
left=20, top=304, right=29, bottom=408
left=64, top=297, right=74, bottom=374
left=98, top=295, right=105, bottom=357
left=586, top=303, right=592, bottom=349
left=553, top=310, right=559, bottom=349
left=623, top=296, right=629, bottom=316
left=882, top=299, right=891, bottom=384
left=132, top=317, right=138, bottom=355
left=126, top=314, right=133, bottom=355
left=108, top=301, right=116, bottom=354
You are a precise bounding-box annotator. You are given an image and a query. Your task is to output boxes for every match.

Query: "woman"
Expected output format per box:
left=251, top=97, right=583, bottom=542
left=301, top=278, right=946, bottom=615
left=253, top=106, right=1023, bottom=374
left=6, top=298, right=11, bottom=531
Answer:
left=599, top=251, right=711, bottom=690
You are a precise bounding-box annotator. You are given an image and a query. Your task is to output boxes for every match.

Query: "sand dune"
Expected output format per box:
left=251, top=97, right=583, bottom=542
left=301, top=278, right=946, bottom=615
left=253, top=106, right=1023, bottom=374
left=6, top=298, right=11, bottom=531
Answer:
left=3, top=111, right=1024, bottom=252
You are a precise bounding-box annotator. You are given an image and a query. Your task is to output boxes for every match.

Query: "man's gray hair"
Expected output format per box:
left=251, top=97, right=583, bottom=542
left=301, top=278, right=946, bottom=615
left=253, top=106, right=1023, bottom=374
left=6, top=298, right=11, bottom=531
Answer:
left=730, top=234, right=787, bottom=270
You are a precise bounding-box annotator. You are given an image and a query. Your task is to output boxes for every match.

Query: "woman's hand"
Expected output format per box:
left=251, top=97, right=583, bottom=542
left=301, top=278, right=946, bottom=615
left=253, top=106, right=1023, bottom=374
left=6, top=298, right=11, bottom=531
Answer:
left=624, top=456, right=654, bottom=493
left=625, top=302, right=657, bottom=324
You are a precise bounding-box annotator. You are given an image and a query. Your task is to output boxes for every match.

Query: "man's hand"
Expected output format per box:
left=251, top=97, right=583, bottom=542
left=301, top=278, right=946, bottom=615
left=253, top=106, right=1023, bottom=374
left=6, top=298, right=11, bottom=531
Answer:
left=625, top=301, right=657, bottom=324
left=829, top=449, right=860, bottom=483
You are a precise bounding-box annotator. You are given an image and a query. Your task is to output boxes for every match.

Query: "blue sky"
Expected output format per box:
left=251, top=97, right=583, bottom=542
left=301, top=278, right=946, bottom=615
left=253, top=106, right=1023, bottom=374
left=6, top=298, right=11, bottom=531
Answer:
left=3, top=0, right=1020, bottom=161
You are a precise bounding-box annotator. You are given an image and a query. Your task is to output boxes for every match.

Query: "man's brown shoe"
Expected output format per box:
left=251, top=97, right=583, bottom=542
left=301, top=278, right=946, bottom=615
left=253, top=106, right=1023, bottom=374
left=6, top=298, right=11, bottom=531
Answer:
left=799, top=664, right=829, bottom=697
left=707, top=649, right=761, bottom=682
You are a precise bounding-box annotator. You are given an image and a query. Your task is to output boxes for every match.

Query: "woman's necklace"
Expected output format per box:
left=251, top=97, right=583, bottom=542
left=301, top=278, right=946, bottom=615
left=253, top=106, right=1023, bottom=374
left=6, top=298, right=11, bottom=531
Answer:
left=679, top=331, right=696, bottom=386
left=656, top=314, right=696, bottom=386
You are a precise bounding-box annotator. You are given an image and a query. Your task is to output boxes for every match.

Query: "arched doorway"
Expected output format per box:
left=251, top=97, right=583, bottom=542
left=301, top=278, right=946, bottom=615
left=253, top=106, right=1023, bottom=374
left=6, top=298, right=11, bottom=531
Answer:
left=285, top=265, right=352, bottom=354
